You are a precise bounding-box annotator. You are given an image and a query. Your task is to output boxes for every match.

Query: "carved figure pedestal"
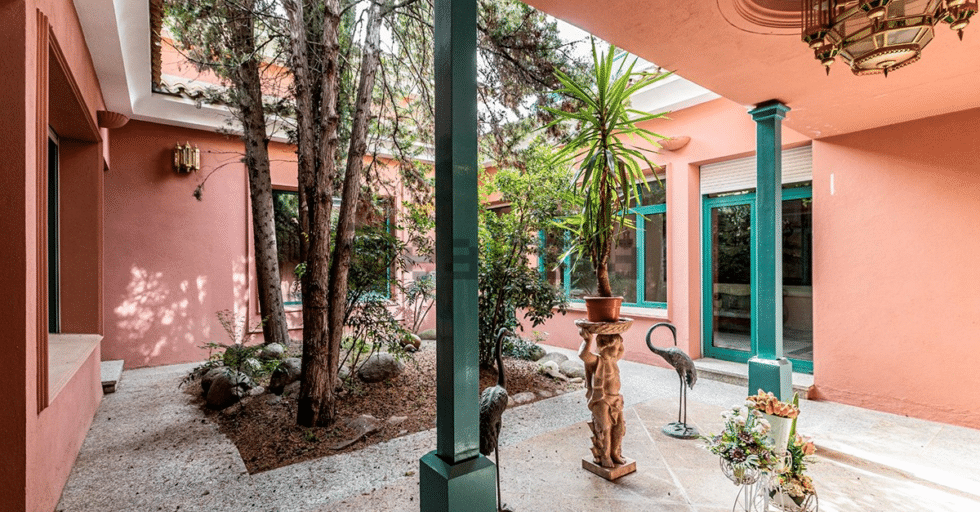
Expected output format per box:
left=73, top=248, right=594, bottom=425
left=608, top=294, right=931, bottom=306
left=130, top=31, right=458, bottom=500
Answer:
left=576, top=317, right=636, bottom=481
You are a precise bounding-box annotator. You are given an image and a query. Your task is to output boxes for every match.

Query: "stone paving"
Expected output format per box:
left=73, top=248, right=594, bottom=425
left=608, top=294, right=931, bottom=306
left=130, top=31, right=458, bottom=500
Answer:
left=58, top=347, right=980, bottom=511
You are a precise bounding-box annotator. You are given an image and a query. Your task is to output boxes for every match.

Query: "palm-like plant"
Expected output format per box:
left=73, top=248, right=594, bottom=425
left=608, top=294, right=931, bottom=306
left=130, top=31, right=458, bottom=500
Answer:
left=545, top=40, right=671, bottom=299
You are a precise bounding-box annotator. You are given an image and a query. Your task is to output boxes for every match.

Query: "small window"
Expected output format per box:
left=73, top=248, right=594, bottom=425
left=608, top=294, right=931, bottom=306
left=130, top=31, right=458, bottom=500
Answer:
left=544, top=177, right=667, bottom=308
left=48, top=130, right=60, bottom=333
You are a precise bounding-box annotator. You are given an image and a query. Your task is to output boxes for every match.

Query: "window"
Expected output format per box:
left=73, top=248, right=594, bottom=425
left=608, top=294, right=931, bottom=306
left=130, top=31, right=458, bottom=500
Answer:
left=273, top=190, right=305, bottom=305
left=48, top=130, right=60, bottom=333
left=545, top=178, right=667, bottom=308
left=272, top=190, right=393, bottom=304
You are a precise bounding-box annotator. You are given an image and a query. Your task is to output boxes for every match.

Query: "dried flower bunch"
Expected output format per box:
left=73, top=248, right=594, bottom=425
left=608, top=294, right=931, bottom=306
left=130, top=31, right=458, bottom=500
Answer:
left=703, top=402, right=780, bottom=478
left=747, top=389, right=800, bottom=419
left=773, top=433, right=818, bottom=505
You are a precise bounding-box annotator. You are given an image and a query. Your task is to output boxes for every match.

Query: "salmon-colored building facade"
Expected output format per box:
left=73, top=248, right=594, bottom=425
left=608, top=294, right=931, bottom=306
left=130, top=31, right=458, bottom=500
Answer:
left=2, top=0, right=979, bottom=509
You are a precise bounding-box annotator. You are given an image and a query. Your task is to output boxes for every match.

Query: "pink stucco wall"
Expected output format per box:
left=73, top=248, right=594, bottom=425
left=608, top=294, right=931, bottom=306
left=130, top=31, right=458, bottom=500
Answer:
left=0, top=0, right=108, bottom=509
left=104, top=120, right=299, bottom=368
left=811, top=107, right=980, bottom=428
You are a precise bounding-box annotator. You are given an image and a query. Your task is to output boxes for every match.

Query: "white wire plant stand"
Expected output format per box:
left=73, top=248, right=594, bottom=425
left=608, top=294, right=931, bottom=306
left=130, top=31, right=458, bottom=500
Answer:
left=721, top=458, right=818, bottom=512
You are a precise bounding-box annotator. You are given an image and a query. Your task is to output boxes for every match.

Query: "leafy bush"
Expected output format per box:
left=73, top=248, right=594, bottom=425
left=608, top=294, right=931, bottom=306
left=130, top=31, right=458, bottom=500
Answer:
left=477, top=143, right=579, bottom=368
left=338, top=225, right=412, bottom=384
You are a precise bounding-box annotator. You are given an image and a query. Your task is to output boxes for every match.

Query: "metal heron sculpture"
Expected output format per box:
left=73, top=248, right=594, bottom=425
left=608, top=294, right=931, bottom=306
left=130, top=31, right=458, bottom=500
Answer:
left=480, top=327, right=512, bottom=512
left=645, top=322, right=699, bottom=439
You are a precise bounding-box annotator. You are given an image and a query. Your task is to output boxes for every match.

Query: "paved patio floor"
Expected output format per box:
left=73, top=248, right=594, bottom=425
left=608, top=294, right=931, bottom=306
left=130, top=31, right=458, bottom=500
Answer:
left=58, top=345, right=980, bottom=511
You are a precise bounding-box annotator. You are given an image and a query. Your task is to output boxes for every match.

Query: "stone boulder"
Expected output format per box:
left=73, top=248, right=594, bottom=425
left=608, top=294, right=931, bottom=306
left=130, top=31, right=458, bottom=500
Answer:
left=538, top=360, right=566, bottom=380
left=559, top=359, right=586, bottom=379
left=508, top=391, right=536, bottom=407
left=537, top=352, right=569, bottom=366
left=526, top=343, right=547, bottom=362
left=282, top=381, right=301, bottom=399
left=200, top=367, right=226, bottom=396
left=402, top=333, right=422, bottom=352
left=205, top=370, right=254, bottom=410
left=268, top=357, right=302, bottom=395
left=259, top=343, right=286, bottom=360
left=418, top=329, right=437, bottom=340
left=357, top=353, right=404, bottom=383
left=329, top=415, right=383, bottom=450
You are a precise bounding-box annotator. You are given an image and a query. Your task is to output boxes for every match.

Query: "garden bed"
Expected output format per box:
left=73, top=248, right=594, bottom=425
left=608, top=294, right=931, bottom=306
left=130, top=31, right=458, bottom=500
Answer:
left=187, top=339, right=575, bottom=473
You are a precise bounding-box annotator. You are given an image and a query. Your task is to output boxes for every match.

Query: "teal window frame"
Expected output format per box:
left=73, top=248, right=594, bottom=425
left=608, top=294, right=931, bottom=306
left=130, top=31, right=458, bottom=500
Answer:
left=701, top=185, right=813, bottom=374
left=542, top=179, right=668, bottom=310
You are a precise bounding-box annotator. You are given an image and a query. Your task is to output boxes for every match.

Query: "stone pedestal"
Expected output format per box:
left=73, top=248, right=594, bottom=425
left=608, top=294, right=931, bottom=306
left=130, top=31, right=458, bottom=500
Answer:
left=575, top=318, right=636, bottom=481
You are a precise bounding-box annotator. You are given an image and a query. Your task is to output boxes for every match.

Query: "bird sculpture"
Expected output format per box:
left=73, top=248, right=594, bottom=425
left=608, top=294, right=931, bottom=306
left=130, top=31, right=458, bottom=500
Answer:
left=645, top=322, right=699, bottom=439
left=480, top=327, right=511, bottom=512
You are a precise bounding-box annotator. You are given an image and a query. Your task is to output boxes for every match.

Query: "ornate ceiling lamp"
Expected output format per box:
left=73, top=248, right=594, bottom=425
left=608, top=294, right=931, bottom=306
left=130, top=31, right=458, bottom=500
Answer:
left=802, top=0, right=977, bottom=76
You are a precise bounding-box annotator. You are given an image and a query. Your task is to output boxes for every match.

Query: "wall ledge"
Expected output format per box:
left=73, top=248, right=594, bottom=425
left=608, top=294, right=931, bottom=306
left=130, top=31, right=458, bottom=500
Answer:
left=48, top=334, right=102, bottom=403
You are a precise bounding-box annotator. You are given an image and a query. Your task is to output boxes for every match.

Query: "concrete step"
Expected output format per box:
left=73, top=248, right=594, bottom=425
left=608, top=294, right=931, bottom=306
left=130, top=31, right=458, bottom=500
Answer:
left=100, top=360, right=124, bottom=394
left=693, top=357, right=813, bottom=397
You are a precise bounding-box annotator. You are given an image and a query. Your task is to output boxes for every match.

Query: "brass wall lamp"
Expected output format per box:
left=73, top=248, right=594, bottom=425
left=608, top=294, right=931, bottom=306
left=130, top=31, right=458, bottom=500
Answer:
left=173, top=142, right=200, bottom=173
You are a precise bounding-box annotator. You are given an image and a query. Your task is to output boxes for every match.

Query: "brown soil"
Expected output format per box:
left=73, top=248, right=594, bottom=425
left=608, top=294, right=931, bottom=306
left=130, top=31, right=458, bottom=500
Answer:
left=188, top=340, right=575, bottom=474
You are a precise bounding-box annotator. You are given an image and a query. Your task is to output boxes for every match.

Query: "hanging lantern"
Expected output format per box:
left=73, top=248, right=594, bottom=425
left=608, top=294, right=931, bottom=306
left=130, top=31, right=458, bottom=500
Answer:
left=941, top=0, right=978, bottom=39
left=801, top=0, right=972, bottom=76
left=173, top=142, right=200, bottom=173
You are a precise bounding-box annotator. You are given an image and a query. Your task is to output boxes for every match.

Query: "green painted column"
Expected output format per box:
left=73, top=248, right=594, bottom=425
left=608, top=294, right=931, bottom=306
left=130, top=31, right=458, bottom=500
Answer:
left=419, top=0, right=496, bottom=510
left=747, top=101, right=793, bottom=401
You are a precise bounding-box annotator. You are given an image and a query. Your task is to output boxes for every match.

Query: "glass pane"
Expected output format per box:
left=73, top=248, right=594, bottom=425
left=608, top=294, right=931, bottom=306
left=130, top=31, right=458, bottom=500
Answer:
left=541, top=228, right=566, bottom=289
left=569, top=217, right=638, bottom=303
left=569, top=256, right=595, bottom=300
left=783, top=198, right=813, bottom=362
left=643, top=212, right=667, bottom=303
left=711, top=204, right=752, bottom=352
left=637, top=178, right=667, bottom=206
left=608, top=214, right=638, bottom=303
left=273, top=190, right=302, bottom=303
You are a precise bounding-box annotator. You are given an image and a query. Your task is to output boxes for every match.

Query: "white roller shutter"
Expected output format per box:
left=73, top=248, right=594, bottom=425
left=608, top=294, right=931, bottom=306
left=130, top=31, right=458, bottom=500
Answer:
left=700, top=145, right=812, bottom=196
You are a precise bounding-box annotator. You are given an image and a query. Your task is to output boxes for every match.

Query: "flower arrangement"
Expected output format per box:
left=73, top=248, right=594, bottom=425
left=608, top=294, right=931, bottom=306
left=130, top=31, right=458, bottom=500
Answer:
left=771, top=393, right=818, bottom=511
left=747, top=389, right=800, bottom=419
left=703, top=402, right=780, bottom=484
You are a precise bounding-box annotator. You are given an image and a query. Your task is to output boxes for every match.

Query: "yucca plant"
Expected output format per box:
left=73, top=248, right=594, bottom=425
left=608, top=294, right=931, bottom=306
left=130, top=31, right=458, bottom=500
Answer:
left=544, top=40, right=671, bottom=299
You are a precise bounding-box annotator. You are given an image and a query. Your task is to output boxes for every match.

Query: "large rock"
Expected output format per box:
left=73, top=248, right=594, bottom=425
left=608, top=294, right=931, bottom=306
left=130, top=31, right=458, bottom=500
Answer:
left=357, top=353, right=404, bottom=383
left=538, top=360, right=566, bottom=380
left=559, top=359, right=586, bottom=379
left=418, top=329, right=437, bottom=340
left=402, top=333, right=422, bottom=351
left=200, top=367, right=226, bottom=396
left=329, top=415, right=383, bottom=450
left=205, top=370, right=254, bottom=410
left=537, top=352, right=569, bottom=366
left=259, top=343, right=286, bottom=360
left=526, top=343, right=547, bottom=362
left=509, top=391, right=536, bottom=407
left=269, top=357, right=302, bottom=394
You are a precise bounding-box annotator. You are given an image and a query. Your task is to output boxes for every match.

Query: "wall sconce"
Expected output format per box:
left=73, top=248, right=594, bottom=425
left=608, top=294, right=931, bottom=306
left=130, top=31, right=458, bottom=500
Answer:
left=173, top=142, right=200, bottom=173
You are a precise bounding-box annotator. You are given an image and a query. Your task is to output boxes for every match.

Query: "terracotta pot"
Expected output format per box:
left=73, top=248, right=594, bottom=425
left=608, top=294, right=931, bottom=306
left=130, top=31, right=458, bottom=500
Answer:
left=583, top=296, right=624, bottom=322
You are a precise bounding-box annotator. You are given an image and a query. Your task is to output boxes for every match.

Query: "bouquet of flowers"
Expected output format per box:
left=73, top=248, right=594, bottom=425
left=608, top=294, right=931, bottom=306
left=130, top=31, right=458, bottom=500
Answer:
left=747, top=389, right=800, bottom=419
left=703, top=402, right=780, bottom=484
left=770, top=393, right=818, bottom=511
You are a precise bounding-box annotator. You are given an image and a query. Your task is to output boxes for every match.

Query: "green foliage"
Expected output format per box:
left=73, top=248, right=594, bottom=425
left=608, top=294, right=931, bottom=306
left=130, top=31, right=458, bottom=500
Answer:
left=339, top=223, right=412, bottom=384
left=402, top=273, right=435, bottom=334
left=501, top=333, right=543, bottom=361
left=477, top=143, right=578, bottom=368
left=544, top=40, right=670, bottom=297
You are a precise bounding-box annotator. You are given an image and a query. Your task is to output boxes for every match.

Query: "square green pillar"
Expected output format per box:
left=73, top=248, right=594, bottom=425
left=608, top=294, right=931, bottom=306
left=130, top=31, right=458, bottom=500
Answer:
left=420, top=0, right=496, bottom=510
left=747, top=100, right=792, bottom=401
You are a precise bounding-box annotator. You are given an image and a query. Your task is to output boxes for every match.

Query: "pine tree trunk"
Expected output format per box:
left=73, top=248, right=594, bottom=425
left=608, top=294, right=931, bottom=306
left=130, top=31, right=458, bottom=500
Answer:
left=229, top=0, right=289, bottom=347
left=296, top=0, right=343, bottom=427
left=323, top=0, right=386, bottom=421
